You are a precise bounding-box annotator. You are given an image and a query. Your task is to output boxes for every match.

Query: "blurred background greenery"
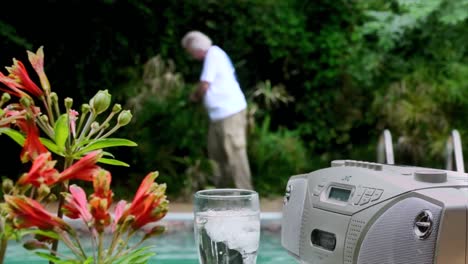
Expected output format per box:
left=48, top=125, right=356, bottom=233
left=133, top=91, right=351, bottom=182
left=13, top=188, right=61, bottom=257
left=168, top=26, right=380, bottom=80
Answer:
left=1, top=0, right=468, bottom=201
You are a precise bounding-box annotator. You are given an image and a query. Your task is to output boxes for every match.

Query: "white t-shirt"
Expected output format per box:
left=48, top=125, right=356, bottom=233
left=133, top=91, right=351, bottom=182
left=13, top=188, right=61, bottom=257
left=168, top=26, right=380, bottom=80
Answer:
left=201, top=45, right=247, bottom=121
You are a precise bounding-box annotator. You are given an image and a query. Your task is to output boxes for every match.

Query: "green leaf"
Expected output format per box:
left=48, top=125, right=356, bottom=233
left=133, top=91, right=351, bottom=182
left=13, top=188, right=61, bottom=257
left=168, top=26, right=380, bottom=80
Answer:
left=114, top=246, right=156, bottom=264
left=34, top=252, right=61, bottom=262
left=0, top=127, right=25, bottom=146
left=102, top=151, right=115, bottom=158
left=39, top=137, right=63, bottom=156
left=20, top=229, right=60, bottom=240
left=98, top=157, right=130, bottom=167
left=76, top=138, right=137, bottom=156
left=54, top=114, right=69, bottom=151
left=35, top=251, right=83, bottom=263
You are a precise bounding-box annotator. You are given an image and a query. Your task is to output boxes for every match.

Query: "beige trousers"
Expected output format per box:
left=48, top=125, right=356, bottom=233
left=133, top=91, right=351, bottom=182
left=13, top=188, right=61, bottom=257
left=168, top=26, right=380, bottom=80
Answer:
left=207, top=109, right=253, bottom=190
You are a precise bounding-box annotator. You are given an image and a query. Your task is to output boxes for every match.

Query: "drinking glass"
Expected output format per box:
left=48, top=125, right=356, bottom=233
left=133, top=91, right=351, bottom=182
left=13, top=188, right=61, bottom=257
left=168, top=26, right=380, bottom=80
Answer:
left=194, top=188, right=260, bottom=264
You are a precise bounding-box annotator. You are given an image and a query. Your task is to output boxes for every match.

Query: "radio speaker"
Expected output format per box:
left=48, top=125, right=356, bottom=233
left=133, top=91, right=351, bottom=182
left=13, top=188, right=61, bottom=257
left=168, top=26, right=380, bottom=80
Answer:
left=357, top=197, right=442, bottom=264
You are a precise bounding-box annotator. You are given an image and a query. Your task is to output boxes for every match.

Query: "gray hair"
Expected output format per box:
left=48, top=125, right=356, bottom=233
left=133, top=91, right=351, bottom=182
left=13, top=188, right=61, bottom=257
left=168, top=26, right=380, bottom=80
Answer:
left=181, top=31, right=212, bottom=51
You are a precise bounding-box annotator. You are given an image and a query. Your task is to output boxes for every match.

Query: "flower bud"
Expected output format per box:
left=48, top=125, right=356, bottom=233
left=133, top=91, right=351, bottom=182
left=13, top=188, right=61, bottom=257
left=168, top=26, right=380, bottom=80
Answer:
left=143, top=225, right=165, bottom=240
left=50, top=92, right=58, bottom=103
left=117, top=110, right=132, bottom=126
left=64, top=97, right=73, bottom=110
left=40, top=114, right=49, bottom=123
left=19, top=97, right=32, bottom=107
left=91, top=121, right=100, bottom=130
left=47, top=193, right=57, bottom=203
left=2, top=178, right=14, bottom=194
left=112, top=103, right=122, bottom=113
left=1, top=93, right=11, bottom=103
left=81, top=104, right=91, bottom=115
left=89, top=90, right=111, bottom=115
left=38, top=184, right=51, bottom=197
left=23, top=239, right=49, bottom=250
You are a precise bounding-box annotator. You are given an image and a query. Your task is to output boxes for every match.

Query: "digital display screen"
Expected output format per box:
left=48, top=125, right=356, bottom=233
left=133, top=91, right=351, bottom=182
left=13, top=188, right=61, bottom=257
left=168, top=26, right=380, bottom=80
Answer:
left=328, top=187, right=352, bottom=202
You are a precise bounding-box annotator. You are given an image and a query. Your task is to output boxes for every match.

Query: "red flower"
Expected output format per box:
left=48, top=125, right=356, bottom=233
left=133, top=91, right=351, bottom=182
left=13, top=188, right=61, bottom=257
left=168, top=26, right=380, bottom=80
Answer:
left=20, top=117, right=48, bottom=163
left=5, top=195, right=69, bottom=231
left=89, top=170, right=113, bottom=232
left=17, top=152, right=59, bottom=187
left=122, top=172, right=168, bottom=229
left=0, top=71, right=29, bottom=98
left=59, top=150, right=103, bottom=182
left=6, top=59, right=43, bottom=98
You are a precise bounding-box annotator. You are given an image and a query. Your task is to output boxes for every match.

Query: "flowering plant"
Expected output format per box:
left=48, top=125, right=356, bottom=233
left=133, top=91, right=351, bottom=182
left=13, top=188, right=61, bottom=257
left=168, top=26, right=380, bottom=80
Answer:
left=0, top=46, right=169, bottom=263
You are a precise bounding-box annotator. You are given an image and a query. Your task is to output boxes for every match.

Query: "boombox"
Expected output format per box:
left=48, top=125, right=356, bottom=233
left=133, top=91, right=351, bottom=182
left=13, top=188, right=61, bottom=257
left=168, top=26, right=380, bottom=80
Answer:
left=281, top=160, right=468, bottom=264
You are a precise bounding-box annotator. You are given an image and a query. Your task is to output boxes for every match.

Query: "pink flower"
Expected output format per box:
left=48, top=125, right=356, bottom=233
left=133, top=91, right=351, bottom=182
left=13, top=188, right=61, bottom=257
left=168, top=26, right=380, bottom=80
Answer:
left=62, top=185, right=93, bottom=224
left=69, top=109, right=79, bottom=138
left=27, top=46, right=50, bottom=92
left=112, top=200, right=127, bottom=232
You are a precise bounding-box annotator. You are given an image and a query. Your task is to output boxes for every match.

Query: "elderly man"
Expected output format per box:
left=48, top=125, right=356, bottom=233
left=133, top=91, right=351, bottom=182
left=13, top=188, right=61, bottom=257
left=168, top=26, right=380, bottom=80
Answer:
left=181, top=30, right=253, bottom=190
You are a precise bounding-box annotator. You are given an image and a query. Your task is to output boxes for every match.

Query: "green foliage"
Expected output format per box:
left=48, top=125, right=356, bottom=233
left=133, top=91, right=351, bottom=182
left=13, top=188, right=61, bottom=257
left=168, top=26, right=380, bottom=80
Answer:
left=115, top=56, right=209, bottom=197
left=3, top=0, right=468, bottom=196
left=352, top=0, right=468, bottom=166
left=248, top=117, right=311, bottom=196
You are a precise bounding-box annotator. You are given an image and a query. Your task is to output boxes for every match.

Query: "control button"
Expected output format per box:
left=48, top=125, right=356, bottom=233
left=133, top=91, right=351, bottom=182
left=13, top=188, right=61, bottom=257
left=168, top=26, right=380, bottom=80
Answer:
left=352, top=194, right=363, bottom=205
left=331, top=160, right=345, bottom=167
left=414, top=170, right=447, bottom=183
left=374, top=164, right=383, bottom=171
left=364, top=188, right=375, bottom=196
left=359, top=196, right=371, bottom=205
left=313, top=185, right=325, bottom=196
left=371, top=189, right=384, bottom=201
left=355, top=187, right=365, bottom=196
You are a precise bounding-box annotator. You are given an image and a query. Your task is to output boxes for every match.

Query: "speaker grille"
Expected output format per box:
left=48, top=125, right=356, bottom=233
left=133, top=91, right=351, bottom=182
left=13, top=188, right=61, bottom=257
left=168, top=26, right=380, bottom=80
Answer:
left=299, top=202, right=311, bottom=257
left=344, top=219, right=366, bottom=264
left=357, top=197, right=441, bottom=264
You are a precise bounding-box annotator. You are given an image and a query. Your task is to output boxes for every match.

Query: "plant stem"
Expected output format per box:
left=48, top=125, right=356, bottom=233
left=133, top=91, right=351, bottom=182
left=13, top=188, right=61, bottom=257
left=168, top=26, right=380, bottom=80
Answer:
left=41, top=96, right=55, bottom=126
left=98, top=233, right=104, bottom=263
left=86, top=112, right=115, bottom=140
left=77, top=112, right=95, bottom=142
left=98, top=124, right=121, bottom=139
left=106, top=226, right=124, bottom=258
left=0, top=224, right=7, bottom=264
left=49, top=157, right=74, bottom=264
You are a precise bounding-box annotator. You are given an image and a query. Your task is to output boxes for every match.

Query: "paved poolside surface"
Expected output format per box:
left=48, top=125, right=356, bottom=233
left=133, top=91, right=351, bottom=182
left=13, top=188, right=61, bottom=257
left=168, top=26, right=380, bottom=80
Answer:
left=168, top=197, right=284, bottom=213
left=45, top=197, right=284, bottom=214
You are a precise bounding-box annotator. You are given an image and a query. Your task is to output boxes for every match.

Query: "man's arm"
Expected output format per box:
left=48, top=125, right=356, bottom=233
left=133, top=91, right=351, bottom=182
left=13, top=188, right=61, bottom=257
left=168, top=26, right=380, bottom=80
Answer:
left=190, top=81, right=209, bottom=102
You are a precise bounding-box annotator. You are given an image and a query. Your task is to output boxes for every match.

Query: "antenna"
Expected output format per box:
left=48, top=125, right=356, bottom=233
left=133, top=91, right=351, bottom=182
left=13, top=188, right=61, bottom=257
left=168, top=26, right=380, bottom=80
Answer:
left=445, top=129, right=464, bottom=173
left=377, top=129, right=395, bottom=164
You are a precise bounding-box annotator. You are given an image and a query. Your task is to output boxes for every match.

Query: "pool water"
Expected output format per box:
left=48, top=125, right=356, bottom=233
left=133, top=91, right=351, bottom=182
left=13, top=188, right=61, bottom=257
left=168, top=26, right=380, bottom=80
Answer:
left=4, top=214, right=297, bottom=264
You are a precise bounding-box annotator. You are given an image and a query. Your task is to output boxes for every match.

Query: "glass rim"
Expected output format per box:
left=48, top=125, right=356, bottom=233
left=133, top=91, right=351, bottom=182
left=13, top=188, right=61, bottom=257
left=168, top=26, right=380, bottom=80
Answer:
left=194, top=188, right=258, bottom=199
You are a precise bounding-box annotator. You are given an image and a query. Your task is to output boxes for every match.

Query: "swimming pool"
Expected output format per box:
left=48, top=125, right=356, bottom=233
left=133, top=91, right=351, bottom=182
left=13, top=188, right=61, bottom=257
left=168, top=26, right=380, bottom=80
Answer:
left=4, top=213, right=297, bottom=264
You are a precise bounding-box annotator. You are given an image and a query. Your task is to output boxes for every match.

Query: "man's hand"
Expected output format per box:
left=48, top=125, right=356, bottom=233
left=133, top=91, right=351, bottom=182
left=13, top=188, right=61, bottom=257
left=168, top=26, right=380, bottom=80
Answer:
left=189, top=91, right=199, bottom=102
left=189, top=81, right=209, bottom=103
